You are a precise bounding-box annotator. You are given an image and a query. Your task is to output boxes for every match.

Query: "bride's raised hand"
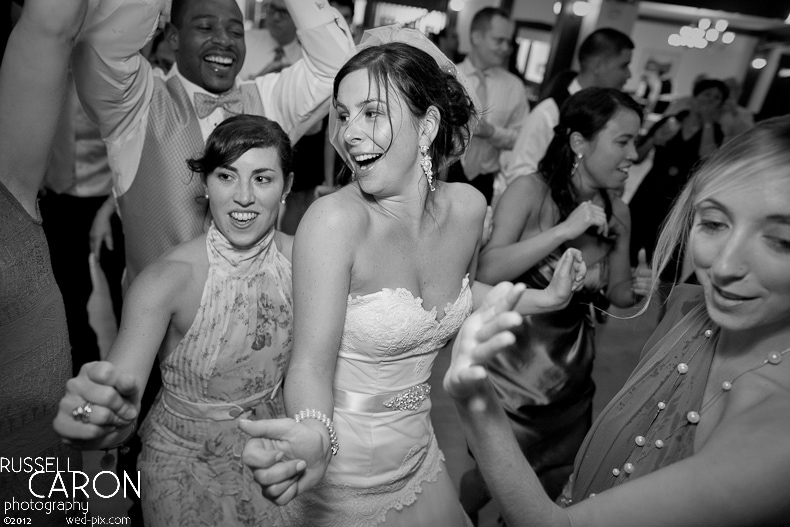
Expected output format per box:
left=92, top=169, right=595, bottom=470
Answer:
left=240, top=418, right=329, bottom=505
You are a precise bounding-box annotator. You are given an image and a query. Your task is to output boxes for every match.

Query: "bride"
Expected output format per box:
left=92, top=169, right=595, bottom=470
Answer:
left=241, top=28, right=584, bottom=526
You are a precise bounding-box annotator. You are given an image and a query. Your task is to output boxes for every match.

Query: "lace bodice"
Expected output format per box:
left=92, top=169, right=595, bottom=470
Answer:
left=335, top=275, right=473, bottom=395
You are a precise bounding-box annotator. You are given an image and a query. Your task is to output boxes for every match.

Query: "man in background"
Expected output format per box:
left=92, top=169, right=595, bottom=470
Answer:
left=500, top=28, right=634, bottom=189
left=240, top=0, right=300, bottom=79
left=451, top=7, right=529, bottom=204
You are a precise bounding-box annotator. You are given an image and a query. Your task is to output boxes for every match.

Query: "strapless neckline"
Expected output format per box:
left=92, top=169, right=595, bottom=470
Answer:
left=348, top=274, right=470, bottom=325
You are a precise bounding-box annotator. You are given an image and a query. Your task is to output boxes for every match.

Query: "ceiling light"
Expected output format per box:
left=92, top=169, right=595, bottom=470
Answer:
left=572, top=1, right=591, bottom=17
left=751, top=58, right=767, bottom=69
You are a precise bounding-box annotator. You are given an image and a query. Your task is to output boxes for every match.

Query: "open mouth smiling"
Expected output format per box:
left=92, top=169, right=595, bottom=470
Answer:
left=712, top=285, right=754, bottom=302
left=353, top=153, right=383, bottom=169
left=204, top=55, right=235, bottom=69
left=230, top=211, right=258, bottom=224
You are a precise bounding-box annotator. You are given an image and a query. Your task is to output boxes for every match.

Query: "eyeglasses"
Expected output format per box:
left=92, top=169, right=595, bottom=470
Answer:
left=264, top=3, right=290, bottom=19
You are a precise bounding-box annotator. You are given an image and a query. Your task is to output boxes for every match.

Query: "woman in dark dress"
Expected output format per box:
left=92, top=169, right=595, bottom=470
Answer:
left=461, top=88, right=650, bottom=520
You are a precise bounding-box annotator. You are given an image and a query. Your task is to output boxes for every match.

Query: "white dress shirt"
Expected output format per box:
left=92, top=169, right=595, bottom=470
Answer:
left=456, top=58, right=529, bottom=179
left=73, top=0, right=354, bottom=196
left=45, top=76, right=113, bottom=197
left=500, top=77, right=583, bottom=186
left=240, top=29, right=302, bottom=81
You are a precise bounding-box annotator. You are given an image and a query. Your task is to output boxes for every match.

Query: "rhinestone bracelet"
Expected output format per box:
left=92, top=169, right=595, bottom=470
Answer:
left=294, top=409, right=339, bottom=456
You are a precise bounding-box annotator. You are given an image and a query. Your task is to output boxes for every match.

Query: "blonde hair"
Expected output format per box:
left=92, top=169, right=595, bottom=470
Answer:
left=646, top=115, right=790, bottom=306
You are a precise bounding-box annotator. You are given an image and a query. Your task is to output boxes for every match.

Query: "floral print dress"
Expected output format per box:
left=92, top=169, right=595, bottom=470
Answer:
left=138, top=223, right=292, bottom=526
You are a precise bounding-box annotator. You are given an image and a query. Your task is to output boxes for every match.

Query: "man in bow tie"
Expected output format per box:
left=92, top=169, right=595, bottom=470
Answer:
left=73, top=0, right=355, bottom=284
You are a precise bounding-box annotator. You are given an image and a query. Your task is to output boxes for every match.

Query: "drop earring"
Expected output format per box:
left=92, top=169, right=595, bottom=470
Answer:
left=204, top=193, right=209, bottom=200
left=571, top=152, right=583, bottom=174
left=419, top=144, right=435, bottom=192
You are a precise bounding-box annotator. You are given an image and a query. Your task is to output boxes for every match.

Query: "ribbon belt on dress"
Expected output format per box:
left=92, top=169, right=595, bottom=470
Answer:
left=162, top=380, right=281, bottom=421
left=333, top=383, right=431, bottom=413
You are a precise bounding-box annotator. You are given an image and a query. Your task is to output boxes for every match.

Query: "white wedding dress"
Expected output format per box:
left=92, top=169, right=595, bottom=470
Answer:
left=285, top=276, right=474, bottom=526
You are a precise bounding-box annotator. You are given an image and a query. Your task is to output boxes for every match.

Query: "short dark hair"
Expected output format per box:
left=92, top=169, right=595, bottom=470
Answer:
left=470, top=7, right=509, bottom=35
left=692, top=78, right=729, bottom=101
left=169, top=0, right=188, bottom=28
left=333, top=42, right=476, bottom=174
left=187, top=114, right=293, bottom=182
left=578, top=28, right=634, bottom=70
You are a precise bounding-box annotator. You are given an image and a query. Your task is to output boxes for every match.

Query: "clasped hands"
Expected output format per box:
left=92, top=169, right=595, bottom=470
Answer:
left=53, top=362, right=139, bottom=449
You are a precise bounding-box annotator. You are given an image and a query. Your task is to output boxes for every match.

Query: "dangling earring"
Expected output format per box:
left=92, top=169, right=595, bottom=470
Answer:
left=571, top=152, right=583, bottom=174
left=204, top=193, right=209, bottom=200
left=419, top=144, right=435, bottom=192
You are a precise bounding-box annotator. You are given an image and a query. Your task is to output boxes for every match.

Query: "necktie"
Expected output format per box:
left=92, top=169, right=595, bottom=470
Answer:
left=259, top=46, right=286, bottom=76
left=475, top=70, right=489, bottom=114
left=193, top=89, right=244, bottom=119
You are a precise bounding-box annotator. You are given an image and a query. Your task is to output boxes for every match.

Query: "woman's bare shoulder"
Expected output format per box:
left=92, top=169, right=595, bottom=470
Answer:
left=132, top=236, right=206, bottom=300
left=494, top=174, right=549, bottom=223
left=309, top=186, right=368, bottom=222
left=296, top=186, right=369, bottom=250
left=440, top=181, right=487, bottom=219
left=511, top=173, right=549, bottom=198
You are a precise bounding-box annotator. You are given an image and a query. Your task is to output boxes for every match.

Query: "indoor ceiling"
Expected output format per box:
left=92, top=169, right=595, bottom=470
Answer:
left=644, top=0, right=789, bottom=21
left=639, top=1, right=790, bottom=34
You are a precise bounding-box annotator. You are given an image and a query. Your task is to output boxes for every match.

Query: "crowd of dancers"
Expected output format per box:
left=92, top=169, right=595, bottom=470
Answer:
left=2, top=0, right=790, bottom=526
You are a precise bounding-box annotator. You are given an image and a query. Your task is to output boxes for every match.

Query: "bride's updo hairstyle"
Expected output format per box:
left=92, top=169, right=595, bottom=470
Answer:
left=187, top=114, right=293, bottom=185
left=333, top=41, right=477, bottom=175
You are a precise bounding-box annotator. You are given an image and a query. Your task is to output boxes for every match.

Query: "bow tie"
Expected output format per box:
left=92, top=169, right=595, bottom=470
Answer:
left=194, top=89, right=243, bottom=119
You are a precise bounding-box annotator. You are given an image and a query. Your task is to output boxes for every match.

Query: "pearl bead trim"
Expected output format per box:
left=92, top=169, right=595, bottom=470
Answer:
left=609, top=329, right=790, bottom=484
